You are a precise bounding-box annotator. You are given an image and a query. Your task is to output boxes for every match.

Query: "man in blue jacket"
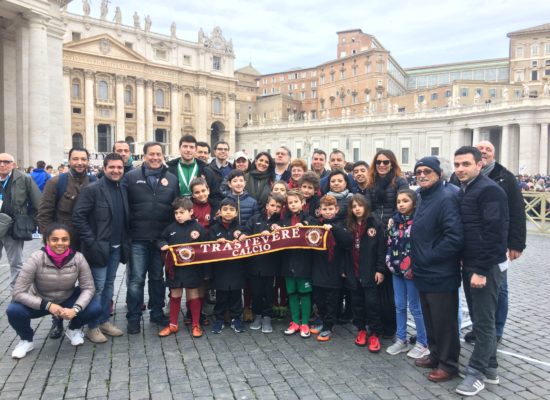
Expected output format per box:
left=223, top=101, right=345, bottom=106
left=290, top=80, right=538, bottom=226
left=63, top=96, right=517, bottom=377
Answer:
left=453, top=146, right=509, bottom=397
left=410, top=156, right=464, bottom=383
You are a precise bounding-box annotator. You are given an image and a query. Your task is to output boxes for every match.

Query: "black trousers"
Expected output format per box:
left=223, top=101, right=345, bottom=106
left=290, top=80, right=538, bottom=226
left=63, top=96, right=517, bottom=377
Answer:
left=378, top=276, right=396, bottom=336
left=250, top=275, right=275, bottom=317
left=350, top=285, right=383, bottom=335
left=314, top=286, right=340, bottom=330
left=419, top=290, right=460, bottom=374
left=214, top=289, right=243, bottom=320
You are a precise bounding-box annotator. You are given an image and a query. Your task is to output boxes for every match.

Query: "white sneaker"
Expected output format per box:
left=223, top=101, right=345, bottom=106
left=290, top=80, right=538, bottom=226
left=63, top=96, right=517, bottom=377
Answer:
left=386, top=339, right=409, bottom=355
left=11, top=340, right=34, bottom=359
left=65, top=328, right=85, bottom=346
left=407, top=343, right=430, bottom=359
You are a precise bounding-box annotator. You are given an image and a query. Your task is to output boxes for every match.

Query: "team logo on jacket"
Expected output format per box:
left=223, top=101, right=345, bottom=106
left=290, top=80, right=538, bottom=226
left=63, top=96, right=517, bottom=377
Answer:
left=160, top=178, right=168, bottom=186
left=177, top=246, right=195, bottom=262
left=305, top=228, right=323, bottom=247
left=367, top=228, right=377, bottom=237
left=206, top=214, right=211, bottom=221
left=190, top=230, right=200, bottom=240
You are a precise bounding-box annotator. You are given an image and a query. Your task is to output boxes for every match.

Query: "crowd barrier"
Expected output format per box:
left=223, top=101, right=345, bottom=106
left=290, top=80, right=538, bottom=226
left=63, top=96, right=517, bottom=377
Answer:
left=523, top=191, right=550, bottom=234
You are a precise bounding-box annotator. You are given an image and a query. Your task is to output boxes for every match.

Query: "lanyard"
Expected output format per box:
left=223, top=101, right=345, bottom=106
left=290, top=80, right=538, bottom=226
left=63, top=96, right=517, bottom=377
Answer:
left=0, top=175, right=10, bottom=201
left=177, top=161, right=198, bottom=194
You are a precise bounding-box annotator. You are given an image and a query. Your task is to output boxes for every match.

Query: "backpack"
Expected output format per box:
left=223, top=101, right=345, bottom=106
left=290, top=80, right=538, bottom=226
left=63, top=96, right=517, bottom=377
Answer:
left=55, top=172, right=97, bottom=203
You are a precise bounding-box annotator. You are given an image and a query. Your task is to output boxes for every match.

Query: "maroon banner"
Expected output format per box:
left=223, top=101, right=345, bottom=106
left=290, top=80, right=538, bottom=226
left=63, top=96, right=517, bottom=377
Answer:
left=167, top=226, right=328, bottom=267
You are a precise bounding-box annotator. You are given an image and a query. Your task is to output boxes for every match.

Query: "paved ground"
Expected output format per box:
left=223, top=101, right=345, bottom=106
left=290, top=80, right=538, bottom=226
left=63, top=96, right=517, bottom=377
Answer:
left=0, top=234, right=549, bottom=400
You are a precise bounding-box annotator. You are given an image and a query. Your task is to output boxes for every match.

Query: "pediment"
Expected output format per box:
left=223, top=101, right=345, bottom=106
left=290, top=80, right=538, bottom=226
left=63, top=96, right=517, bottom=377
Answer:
left=64, top=34, right=147, bottom=62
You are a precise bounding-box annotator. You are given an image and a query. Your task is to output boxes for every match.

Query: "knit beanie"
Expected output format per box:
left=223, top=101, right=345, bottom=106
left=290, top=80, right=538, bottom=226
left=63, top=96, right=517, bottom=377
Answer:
left=414, top=156, right=441, bottom=177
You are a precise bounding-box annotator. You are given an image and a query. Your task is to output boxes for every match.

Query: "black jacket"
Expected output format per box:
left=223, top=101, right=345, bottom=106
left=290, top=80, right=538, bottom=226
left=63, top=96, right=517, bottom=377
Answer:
left=312, top=219, right=351, bottom=289
left=343, top=216, right=386, bottom=290
left=206, top=160, right=232, bottom=190
left=124, top=165, right=179, bottom=241
left=411, top=180, right=463, bottom=292
left=242, top=212, right=281, bottom=277
left=279, top=211, right=318, bottom=278
left=205, top=219, right=246, bottom=290
left=364, top=176, right=409, bottom=227
left=458, top=174, right=509, bottom=275
left=166, top=157, right=222, bottom=201
left=73, top=177, right=130, bottom=267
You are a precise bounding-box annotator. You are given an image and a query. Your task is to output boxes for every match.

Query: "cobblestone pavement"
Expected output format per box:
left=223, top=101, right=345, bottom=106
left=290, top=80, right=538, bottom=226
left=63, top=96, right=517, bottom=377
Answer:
left=1, top=234, right=549, bottom=400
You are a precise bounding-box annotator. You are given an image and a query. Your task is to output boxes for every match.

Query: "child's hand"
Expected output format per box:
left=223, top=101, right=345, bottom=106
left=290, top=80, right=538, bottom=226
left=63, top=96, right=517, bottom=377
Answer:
left=295, top=223, right=304, bottom=227
left=216, top=238, right=227, bottom=243
left=260, top=230, right=270, bottom=235
left=234, top=230, right=242, bottom=239
left=160, top=245, right=169, bottom=251
left=387, top=219, right=394, bottom=231
left=238, top=234, right=247, bottom=241
left=374, top=272, right=384, bottom=284
left=341, top=273, right=347, bottom=278
left=271, top=224, right=281, bottom=231
left=323, top=224, right=332, bottom=230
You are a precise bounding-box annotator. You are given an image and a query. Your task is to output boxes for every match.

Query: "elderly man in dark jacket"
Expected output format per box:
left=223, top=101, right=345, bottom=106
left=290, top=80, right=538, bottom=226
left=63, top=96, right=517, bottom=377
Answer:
left=410, top=156, right=464, bottom=383
left=453, top=146, right=509, bottom=397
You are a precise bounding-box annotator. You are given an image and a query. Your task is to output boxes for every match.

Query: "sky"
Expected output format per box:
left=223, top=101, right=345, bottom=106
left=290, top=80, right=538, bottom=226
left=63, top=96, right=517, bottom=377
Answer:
left=67, top=0, right=550, bottom=74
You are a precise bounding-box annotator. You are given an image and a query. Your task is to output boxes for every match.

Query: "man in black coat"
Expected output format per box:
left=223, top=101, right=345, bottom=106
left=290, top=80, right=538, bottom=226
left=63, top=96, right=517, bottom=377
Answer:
left=206, top=141, right=233, bottom=189
left=73, top=153, right=129, bottom=343
left=454, top=146, right=509, bottom=397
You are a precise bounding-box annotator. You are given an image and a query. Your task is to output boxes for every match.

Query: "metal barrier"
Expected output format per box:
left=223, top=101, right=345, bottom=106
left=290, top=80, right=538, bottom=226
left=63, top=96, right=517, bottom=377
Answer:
left=523, top=191, right=550, bottom=234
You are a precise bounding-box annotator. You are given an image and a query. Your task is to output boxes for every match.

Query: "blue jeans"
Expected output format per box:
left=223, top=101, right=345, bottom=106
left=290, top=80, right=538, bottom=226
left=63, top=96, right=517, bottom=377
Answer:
left=393, top=275, right=427, bottom=346
left=495, top=270, right=508, bottom=337
left=126, top=241, right=165, bottom=322
left=89, top=246, right=121, bottom=328
left=6, top=287, right=101, bottom=341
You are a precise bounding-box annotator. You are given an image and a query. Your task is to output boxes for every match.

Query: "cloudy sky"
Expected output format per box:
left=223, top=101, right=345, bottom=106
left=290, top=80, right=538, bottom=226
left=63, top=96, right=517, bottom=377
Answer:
left=68, top=0, right=550, bottom=74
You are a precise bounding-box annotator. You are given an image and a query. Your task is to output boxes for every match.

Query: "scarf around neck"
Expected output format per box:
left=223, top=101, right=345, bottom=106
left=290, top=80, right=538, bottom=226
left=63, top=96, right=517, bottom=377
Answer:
left=45, top=245, right=72, bottom=268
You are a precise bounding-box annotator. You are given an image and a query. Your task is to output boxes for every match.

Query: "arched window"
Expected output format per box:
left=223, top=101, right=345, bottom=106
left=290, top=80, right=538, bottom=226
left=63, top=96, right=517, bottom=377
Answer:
left=72, top=133, right=84, bottom=148
left=124, top=85, right=133, bottom=105
left=212, top=97, right=221, bottom=114
left=155, top=88, right=165, bottom=107
left=98, top=80, right=108, bottom=101
left=72, top=79, right=81, bottom=99
left=184, top=93, right=191, bottom=111
left=125, top=136, right=135, bottom=154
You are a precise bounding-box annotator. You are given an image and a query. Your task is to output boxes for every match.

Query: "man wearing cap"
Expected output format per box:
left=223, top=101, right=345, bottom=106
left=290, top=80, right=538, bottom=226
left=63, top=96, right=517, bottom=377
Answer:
left=410, top=156, right=464, bottom=383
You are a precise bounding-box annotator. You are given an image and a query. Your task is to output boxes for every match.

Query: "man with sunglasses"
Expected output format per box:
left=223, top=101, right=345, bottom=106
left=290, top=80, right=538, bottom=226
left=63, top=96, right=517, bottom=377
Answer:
left=0, top=153, right=41, bottom=288
left=410, top=156, right=464, bottom=383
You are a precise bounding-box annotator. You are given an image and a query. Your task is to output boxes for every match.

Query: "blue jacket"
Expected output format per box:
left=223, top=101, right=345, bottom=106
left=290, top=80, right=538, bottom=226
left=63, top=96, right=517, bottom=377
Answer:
left=411, top=180, right=464, bottom=292
left=458, top=174, right=509, bottom=275
left=30, top=169, right=51, bottom=192
left=225, top=191, right=259, bottom=226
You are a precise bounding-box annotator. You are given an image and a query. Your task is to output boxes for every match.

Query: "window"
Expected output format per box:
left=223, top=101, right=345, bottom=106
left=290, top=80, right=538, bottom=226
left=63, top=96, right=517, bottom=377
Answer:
left=212, top=56, right=221, bottom=71
left=72, top=133, right=83, bottom=148
left=515, top=70, right=525, bottom=82
left=99, top=108, right=110, bottom=118
left=213, top=97, right=222, bottom=114
left=330, top=72, right=335, bottom=83
left=431, top=93, right=438, bottom=101
left=531, top=44, right=539, bottom=57
left=311, top=110, right=317, bottom=119
left=98, top=80, right=108, bottom=101
left=311, top=81, right=317, bottom=88
left=514, top=90, right=522, bottom=98
left=473, top=70, right=484, bottom=80
left=157, top=116, right=165, bottom=122
left=155, top=49, right=167, bottom=60
left=71, top=79, right=81, bottom=99
left=125, top=42, right=133, bottom=50
left=279, top=75, right=285, bottom=82
left=124, top=85, right=133, bottom=105
left=183, top=55, right=191, bottom=65
left=352, top=65, right=358, bottom=76
left=353, top=148, right=360, bottom=162
left=155, top=88, right=165, bottom=107
left=418, top=95, right=425, bottom=103
left=72, top=107, right=81, bottom=114
left=445, top=90, right=452, bottom=98
left=401, top=148, right=409, bottom=165
left=489, top=88, right=497, bottom=98
left=340, top=70, right=345, bottom=79
left=516, top=46, right=523, bottom=58
left=340, top=96, right=345, bottom=106
left=460, top=87, right=469, bottom=97
left=97, top=124, right=112, bottom=152
left=301, top=82, right=306, bottom=89
left=475, top=88, right=483, bottom=96
left=311, top=90, right=317, bottom=99
left=366, top=63, right=372, bottom=73
left=320, top=75, right=325, bottom=85
left=531, top=70, right=538, bottom=81
left=300, top=92, right=306, bottom=100
left=125, top=112, right=133, bottom=119
left=546, top=69, right=550, bottom=76
left=532, top=60, right=538, bottom=67
left=462, top=70, right=472, bottom=80
left=431, top=147, right=440, bottom=156
left=184, top=94, right=191, bottom=111
left=546, top=60, right=550, bottom=66
left=352, top=92, right=357, bottom=104
left=72, top=32, right=81, bottom=41
left=376, top=62, right=383, bottom=73
left=546, top=44, right=550, bottom=55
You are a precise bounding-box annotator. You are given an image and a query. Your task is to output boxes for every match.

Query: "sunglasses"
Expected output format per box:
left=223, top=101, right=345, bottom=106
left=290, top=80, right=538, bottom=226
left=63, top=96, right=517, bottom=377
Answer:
left=375, top=160, right=391, bottom=166
left=0, top=160, right=13, bottom=165
left=415, top=169, right=434, bottom=177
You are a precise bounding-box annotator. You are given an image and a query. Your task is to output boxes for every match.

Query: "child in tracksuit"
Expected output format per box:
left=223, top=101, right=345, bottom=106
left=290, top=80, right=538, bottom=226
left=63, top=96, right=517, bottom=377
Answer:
left=311, top=195, right=352, bottom=342
left=299, top=171, right=321, bottom=219
left=207, top=198, right=247, bottom=334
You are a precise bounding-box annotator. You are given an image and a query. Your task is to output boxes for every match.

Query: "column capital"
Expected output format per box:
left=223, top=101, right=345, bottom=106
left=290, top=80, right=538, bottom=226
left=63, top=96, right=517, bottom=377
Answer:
left=170, top=83, right=180, bottom=92
left=63, top=67, right=72, bottom=76
left=136, top=77, right=145, bottom=86
left=145, top=80, right=154, bottom=88
left=84, top=69, right=95, bottom=79
left=228, top=93, right=237, bottom=101
left=116, top=74, right=126, bottom=84
left=194, top=87, right=208, bottom=96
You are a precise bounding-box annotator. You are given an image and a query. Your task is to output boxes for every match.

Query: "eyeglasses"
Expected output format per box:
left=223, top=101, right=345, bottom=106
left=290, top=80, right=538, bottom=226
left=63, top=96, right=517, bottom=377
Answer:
left=375, top=160, right=391, bottom=166
left=216, top=148, right=229, bottom=152
left=415, top=169, right=434, bottom=177
left=0, top=160, right=13, bottom=165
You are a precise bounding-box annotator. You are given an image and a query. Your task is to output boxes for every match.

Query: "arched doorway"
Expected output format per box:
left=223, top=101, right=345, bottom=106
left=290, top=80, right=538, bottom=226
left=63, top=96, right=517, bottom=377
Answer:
left=125, top=136, right=135, bottom=154
left=97, top=124, right=112, bottom=153
left=210, top=121, right=225, bottom=146
left=72, top=133, right=83, bottom=148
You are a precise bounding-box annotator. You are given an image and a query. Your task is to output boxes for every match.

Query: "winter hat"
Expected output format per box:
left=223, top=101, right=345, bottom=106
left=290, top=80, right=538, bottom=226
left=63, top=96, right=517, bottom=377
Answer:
left=414, top=156, right=441, bottom=177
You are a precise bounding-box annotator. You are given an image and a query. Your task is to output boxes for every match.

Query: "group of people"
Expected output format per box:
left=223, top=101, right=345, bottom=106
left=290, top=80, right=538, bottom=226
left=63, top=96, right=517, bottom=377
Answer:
left=1, top=135, right=525, bottom=397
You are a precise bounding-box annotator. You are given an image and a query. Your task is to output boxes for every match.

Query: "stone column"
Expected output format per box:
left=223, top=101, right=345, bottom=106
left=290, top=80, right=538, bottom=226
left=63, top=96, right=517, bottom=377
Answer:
left=227, top=93, right=236, bottom=151
left=63, top=67, right=72, bottom=150
left=145, top=80, right=154, bottom=142
left=500, top=124, right=510, bottom=168
left=472, top=127, right=480, bottom=145
left=84, top=69, right=95, bottom=151
left=196, top=86, right=208, bottom=142
left=28, top=16, right=50, bottom=161
left=518, top=124, right=539, bottom=175
left=540, top=123, right=549, bottom=175
left=136, top=78, right=145, bottom=148
left=170, top=84, right=180, bottom=156
left=115, top=74, right=125, bottom=141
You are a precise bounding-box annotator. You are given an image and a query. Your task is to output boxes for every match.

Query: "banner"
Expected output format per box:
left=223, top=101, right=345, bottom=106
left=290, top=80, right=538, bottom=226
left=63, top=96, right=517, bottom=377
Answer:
left=167, top=226, right=328, bottom=267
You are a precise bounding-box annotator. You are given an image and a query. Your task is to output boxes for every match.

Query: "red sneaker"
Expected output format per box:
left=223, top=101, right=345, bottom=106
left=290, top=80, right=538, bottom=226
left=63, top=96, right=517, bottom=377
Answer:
left=355, top=330, right=368, bottom=347
left=284, top=322, right=300, bottom=335
left=368, top=333, right=381, bottom=353
left=299, top=324, right=311, bottom=339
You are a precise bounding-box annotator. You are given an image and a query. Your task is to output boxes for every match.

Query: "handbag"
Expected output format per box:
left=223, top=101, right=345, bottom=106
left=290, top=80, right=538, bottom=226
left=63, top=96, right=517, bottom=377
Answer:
left=11, top=214, right=35, bottom=241
left=0, top=213, right=13, bottom=238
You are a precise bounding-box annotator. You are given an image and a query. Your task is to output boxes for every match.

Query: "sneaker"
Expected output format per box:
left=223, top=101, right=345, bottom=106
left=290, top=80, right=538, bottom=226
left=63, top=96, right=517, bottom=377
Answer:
left=11, top=340, right=34, bottom=359
left=386, top=339, right=409, bottom=355
left=231, top=318, right=246, bottom=333
left=310, top=324, right=323, bottom=335
left=191, top=325, right=203, bottom=338
left=99, top=322, right=123, bottom=337
left=464, top=331, right=476, bottom=344
left=484, top=368, right=500, bottom=385
left=300, top=324, right=311, bottom=339
left=49, top=318, right=63, bottom=339
left=249, top=315, right=262, bottom=330
left=368, top=333, right=381, bottom=353
left=65, top=328, right=85, bottom=346
left=407, top=343, right=430, bottom=359
left=127, top=320, right=141, bottom=334
left=158, top=324, right=179, bottom=337
left=261, top=316, right=273, bottom=333
left=212, top=319, right=224, bottom=334
left=456, top=374, right=485, bottom=396
left=317, top=330, right=332, bottom=342
left=355, top=330, right=368, bottom=347
left=284, top=321, right=300, bottom=335
left=86, top=327, right=108, bottom=343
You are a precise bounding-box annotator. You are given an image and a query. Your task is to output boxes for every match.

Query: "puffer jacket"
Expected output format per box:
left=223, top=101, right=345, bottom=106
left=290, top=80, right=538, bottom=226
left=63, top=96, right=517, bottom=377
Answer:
left=364, top=176, right=409, bottom=227
left=12, top=249, right=95, bottom=311
left=225, top=191, right=259, bottom=226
